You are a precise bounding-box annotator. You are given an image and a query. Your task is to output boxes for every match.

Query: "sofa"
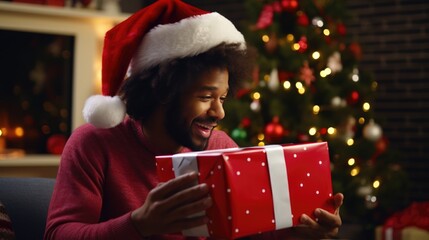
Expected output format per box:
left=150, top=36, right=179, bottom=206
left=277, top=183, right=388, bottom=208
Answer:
left=0, top=177, right=55, bottom=240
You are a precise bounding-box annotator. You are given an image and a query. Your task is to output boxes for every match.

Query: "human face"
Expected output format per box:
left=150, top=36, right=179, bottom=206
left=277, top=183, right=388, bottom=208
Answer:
left=165, top=68, right=229, bottom=151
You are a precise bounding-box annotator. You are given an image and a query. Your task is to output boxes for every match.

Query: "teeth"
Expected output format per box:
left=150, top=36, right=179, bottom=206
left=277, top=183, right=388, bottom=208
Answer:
left=196, top=123, right=212, bottom=129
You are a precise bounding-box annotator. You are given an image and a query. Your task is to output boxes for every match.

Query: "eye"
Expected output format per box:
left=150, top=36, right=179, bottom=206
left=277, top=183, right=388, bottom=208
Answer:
left=198, top=96, right=212, bottom=101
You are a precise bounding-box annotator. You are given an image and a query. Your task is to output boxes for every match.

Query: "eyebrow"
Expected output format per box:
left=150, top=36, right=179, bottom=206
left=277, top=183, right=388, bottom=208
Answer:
left=198, top=85, right=229, bottom=92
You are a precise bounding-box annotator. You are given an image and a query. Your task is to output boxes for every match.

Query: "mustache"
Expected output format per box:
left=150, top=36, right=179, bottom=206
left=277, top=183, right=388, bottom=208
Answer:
left=195, top=117, right=219, bottom=126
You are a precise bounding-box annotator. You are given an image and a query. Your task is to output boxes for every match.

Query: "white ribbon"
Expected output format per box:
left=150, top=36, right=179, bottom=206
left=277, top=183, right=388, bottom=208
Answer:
left=171, top=145, right=292, bottom=236
left=265, top=145, right=293, bottom=229
left=172, top=153, right=210, bottom=237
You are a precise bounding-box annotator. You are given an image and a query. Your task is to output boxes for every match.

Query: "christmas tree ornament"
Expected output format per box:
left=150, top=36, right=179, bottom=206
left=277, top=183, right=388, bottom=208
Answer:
left=327, top=51, right=342, bottom=74
left=331, top=96, right=346, bottom=108
left=312, top=16, right=324, bottom=27
left=297, top=36, right=308, bottom=53
left=357, top=185, right=373, bottom=197
left=281, top=0, right=299, bottom=12
left=348, top=42, right=362, bottom=60
left=268, top=68, right=280, bottom=91
left=250, top=99, right=261, bottom=112
left=350, top=67, right=360, bottom=82
left=241, top=117, right=252, bottom=128
left=336, top=22, right=347, bottom=36
left=363, top=119, right=383, bottom=141
left=299, top=61, right=315, bottom=86
left=231, top=127, right=247, bottom=141
left=347, top=90, right=360, bottom=105
left=365, top=194, right=378, bottom=209
left=296, top=11, right=309, bottom=26
left=264, top=116, right=285, bottom=143
left=255, top=4, right=274, bottom=29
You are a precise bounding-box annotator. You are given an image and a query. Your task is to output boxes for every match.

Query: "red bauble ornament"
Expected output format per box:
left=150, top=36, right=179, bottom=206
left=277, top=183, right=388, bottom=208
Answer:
left=297, top=12, right=309, bottom=26
left=281, top=0, right=299, bottom=12
left=337, top=23, right=346, bottom=35
left=241, top=117, right=252, bottom=128
left=298, top=36, right=308, bottom=53
left=264, top=116, right=285, bottom=143
left=347, top=91, right=360, bottom=104
left=349, top=42, right=363, bottom=61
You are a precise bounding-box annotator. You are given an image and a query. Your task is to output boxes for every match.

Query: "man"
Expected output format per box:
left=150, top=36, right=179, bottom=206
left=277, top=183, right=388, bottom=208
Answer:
left=44, top=0, right=343, bottom=239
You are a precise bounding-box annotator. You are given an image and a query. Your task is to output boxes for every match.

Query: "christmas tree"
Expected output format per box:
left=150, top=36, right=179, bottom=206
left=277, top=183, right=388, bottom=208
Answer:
left=219, top=0, right=409, bottom=235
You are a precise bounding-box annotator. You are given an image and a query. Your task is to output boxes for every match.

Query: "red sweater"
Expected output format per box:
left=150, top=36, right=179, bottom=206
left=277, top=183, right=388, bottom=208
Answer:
left=44, top=118, right=238, bottom=240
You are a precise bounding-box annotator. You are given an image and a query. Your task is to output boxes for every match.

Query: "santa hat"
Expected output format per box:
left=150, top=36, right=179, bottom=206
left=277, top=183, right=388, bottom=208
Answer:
left=83, top=0, right=246, bottom=128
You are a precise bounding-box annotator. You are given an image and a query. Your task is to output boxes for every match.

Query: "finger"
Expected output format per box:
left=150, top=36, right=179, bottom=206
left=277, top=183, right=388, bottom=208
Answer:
left=314, top=208, right=342, bottom=228
left=167, top=214, right=210, bottom=234
left=150, top=172, right=199, bottom=200
left=171, top=196, right=213, bottom=219
left=300, top=214, right=319, bottom=228
left=162, top=183, right=210, bottom=212
left=333, top=193, right=344, bottom=215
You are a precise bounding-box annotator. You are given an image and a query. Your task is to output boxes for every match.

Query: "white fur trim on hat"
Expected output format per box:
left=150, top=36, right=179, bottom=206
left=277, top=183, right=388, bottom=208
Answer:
left=83, top=95, right=126, bottom=128
left=130, top=12, right=246, bottom=73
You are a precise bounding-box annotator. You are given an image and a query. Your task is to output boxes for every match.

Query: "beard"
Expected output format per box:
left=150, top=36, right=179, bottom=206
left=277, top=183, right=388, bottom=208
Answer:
left=164, top=102, right=216, bottom=151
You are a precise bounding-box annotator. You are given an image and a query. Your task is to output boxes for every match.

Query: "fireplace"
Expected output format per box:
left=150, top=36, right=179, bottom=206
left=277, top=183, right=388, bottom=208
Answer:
left=0, top=1, right=127, bottom=159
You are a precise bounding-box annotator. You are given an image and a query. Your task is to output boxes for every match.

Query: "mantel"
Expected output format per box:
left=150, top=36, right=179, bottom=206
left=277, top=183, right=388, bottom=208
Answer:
left=0, top=1, right=130, bottom=23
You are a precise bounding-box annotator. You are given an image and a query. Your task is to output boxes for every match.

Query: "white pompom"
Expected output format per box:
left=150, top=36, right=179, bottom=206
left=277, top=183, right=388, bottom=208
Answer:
left=82, top=95, right=126, bottom=128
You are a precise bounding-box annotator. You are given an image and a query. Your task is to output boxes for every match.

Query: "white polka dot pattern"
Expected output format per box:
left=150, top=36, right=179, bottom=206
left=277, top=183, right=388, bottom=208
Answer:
left=155, top=142, right=334, bottom=239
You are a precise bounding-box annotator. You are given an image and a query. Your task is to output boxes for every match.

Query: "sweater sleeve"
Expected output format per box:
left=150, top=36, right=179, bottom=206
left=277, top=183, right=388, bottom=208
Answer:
left=44, top=125, right=142, bottom=240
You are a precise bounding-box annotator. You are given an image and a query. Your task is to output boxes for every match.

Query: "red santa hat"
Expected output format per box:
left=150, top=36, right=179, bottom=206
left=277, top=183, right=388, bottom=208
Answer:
left=83, top=0, right=246, bottom=128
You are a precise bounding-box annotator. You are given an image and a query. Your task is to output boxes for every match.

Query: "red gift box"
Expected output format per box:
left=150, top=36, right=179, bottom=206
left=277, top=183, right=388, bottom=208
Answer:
left=156, top=142, right=335, bottom=239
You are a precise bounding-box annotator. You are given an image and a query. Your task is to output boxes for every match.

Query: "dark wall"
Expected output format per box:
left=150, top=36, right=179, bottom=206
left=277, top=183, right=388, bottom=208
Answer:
left=345, top=0, right=429, bottom=202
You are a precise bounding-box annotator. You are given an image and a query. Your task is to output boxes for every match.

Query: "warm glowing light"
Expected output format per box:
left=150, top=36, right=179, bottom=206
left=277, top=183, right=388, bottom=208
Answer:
left=264, top=74, right=270, bottom=81
left=0, top=129, right=3, bottom=137
left=313, top=105, right=320, bottom=114
left=298, top=88, right=306, bottom=94
left=309, top=127, right=317, bottom=136
left=292, top=43, right=300, bottom=51
left=327, top=127, right=336, bottom=135
left=295, top=82, right=303, bottom=89
left=320, top=68, right=332, bottom=78
left=352, top=74, right=359, bottom=82
left=283, top=80, right=291, bottom=89
left=359, top=117, right=365, bottom=124
left=347, top=138, right=354, bottom=146
left=252, top=92, right=261, bottom=100
left=373, top=180, right=381, bottom=189
left=312, top=51, right=320, bottom=60
left=348, top=158, right=355, bottom=166
left=262, top=35, right=269, bottom=43
left=350, top=167, right=360, bottom=176
left=0, top=128, right=7, bottom=136
left=286, top=34, right=294, bottom=42
left=372, top=81, right=378, bottom=90
left=257, top=133, right=265, bottom=141
left=312, top=18, right=324, bottom=27
left=258, top=141, right=265, bottom=146
left=323, top=29, right=330, bottom=36
left=15, top=127, right=24, bottom=137
left=363, top=102, right=371, bottom=112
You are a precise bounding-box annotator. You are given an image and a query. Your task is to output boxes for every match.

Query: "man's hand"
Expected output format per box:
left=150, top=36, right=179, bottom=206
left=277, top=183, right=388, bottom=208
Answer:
left=131, top=172, right=212, bottom=237
left=293, top=193, right=344, bottom=239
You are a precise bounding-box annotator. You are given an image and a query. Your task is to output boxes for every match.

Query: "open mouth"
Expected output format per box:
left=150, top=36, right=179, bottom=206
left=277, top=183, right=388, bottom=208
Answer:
left=194, top=122, right=215, bottom=139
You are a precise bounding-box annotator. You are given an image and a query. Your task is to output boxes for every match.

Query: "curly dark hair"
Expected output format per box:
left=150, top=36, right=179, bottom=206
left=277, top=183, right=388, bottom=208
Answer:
left=119, top=43, right=252, bottom=121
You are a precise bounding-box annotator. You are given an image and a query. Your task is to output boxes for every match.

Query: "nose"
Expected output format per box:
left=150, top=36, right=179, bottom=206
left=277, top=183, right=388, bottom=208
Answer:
left=208, top=99, right=225, bottom=120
